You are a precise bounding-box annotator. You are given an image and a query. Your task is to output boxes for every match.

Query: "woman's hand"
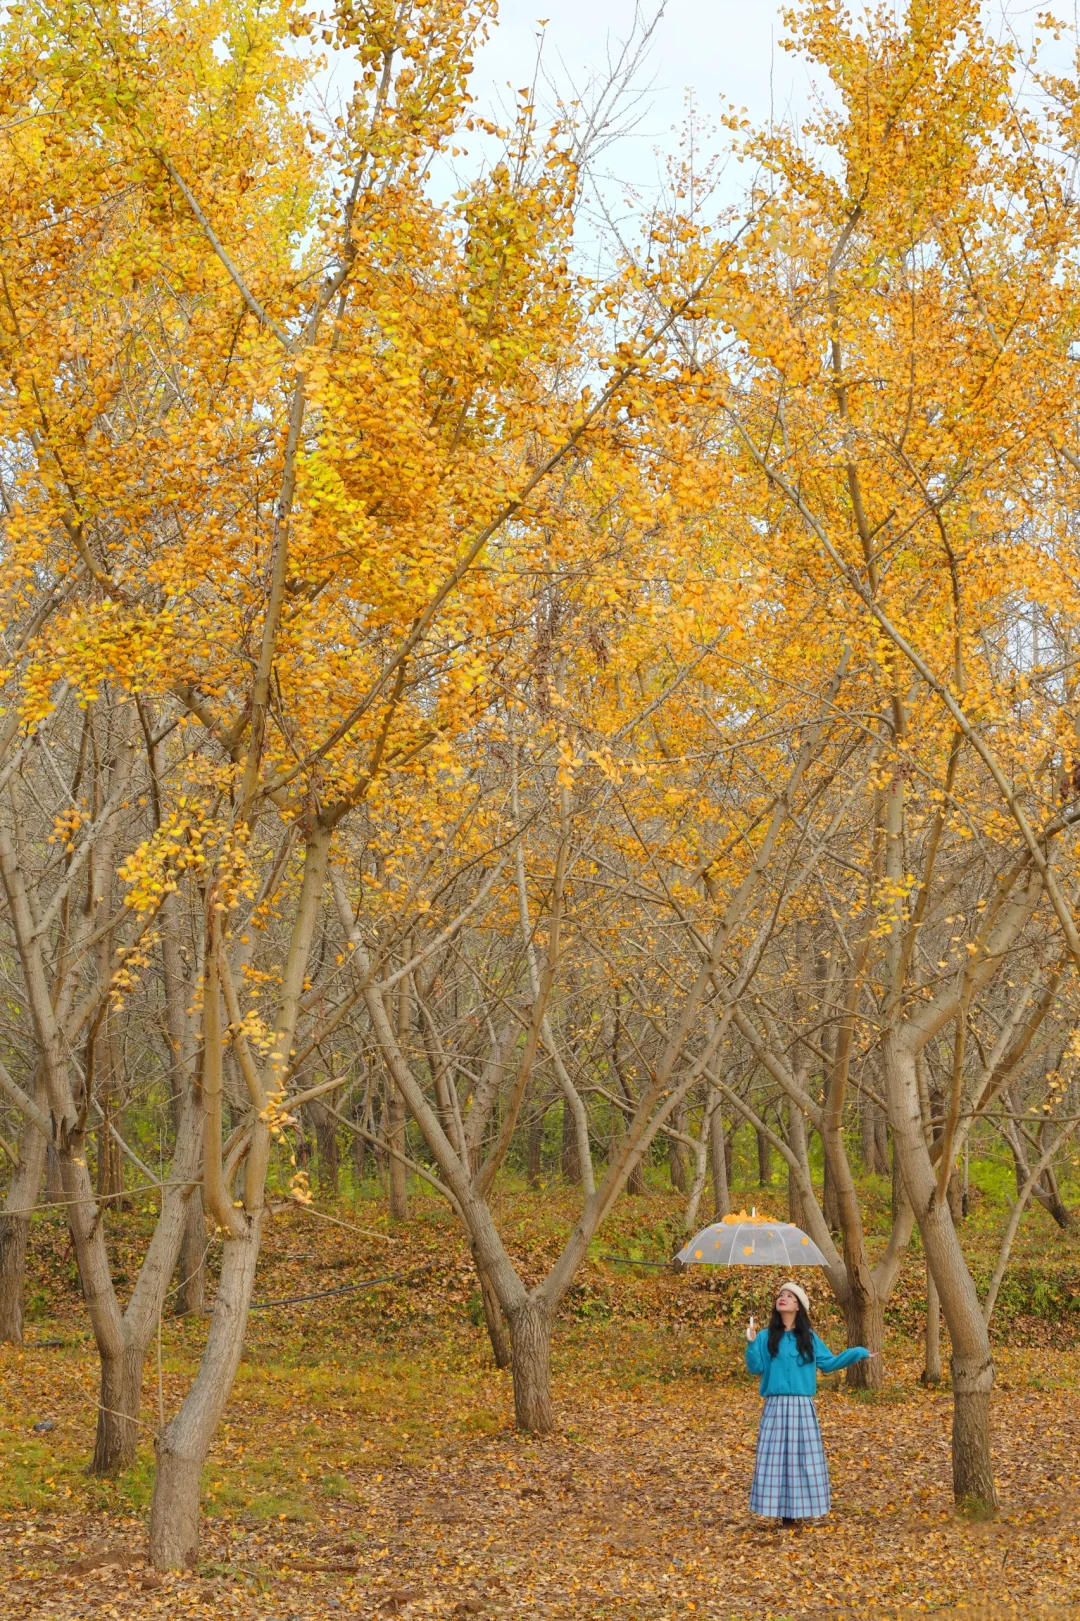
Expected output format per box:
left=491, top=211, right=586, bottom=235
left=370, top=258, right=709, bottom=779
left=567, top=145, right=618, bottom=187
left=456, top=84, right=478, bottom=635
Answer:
left=746, top=1315, right=756, bottom=1343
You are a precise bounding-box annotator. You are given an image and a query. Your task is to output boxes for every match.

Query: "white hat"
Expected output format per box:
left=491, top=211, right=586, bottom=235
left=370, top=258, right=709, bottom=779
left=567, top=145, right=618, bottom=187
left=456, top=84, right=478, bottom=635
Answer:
left=776, top=1280, right=810, bottom=1316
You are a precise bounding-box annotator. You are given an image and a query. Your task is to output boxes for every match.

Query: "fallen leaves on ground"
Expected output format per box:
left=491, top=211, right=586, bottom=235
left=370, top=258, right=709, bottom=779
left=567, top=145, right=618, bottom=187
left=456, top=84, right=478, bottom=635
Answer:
left=3, top=1191, right=1080, bottom=1619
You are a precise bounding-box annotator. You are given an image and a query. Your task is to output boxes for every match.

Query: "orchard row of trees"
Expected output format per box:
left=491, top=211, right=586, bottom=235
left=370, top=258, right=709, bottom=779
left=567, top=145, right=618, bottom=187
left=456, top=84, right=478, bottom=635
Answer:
left=3, top=0, right=1080, bottom=1569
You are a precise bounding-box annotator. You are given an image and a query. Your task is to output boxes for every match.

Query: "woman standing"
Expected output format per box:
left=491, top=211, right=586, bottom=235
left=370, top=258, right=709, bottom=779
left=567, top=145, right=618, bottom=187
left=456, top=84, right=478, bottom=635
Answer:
left=744, top=1281, right=872, bottom=1526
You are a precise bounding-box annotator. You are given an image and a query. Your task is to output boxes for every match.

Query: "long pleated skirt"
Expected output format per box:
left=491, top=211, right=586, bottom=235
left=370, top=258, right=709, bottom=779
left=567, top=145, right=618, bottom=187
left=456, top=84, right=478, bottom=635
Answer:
left=749, top=1394, right=831, bottom=1520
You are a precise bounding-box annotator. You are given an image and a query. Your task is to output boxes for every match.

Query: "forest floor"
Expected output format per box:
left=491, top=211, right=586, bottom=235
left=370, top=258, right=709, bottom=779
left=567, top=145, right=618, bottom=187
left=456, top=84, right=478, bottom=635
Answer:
left=2, top=1181, right=1080, bottom=1620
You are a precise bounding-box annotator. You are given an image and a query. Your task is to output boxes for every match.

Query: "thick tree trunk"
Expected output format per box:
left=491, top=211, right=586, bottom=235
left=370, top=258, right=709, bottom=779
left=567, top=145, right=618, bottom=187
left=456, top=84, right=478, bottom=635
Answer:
left=842, top=1289, right=884, bottom=1390
left=921, top=1261, right=942, bottom=1386
left=91, top=1334, right=143, bottom=1475
left=886, top=1035, right=997, bottom=1510
left=0, top=1115, right=48, bottom=1343
left=149, top=1222, right=262, bottom=1569
left=509, top=1297, right=555, bottom=1434
left=952, top=1370, right=995, bottom=1508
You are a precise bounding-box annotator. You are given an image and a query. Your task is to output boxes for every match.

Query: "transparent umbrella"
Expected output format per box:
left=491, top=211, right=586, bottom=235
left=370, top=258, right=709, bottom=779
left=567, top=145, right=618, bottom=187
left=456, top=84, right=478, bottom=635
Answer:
left=674, top=1209, right=829, bottom=1269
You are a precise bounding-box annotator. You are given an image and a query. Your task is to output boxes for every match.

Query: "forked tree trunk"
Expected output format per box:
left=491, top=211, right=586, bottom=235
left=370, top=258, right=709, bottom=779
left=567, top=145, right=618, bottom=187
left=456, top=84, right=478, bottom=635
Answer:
left=0, top=1116, right=48, bottom=1343
left=509, top=1297, right=554, bottom=1433
left=842, top=1289, right=885, bottom=1390
left=149, top=1223, right=262, bottom=1569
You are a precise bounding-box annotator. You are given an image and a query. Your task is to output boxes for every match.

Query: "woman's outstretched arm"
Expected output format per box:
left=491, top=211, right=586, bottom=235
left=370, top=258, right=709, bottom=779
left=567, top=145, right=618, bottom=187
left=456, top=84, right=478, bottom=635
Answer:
left=812, top=1333, right=870, bottom=1373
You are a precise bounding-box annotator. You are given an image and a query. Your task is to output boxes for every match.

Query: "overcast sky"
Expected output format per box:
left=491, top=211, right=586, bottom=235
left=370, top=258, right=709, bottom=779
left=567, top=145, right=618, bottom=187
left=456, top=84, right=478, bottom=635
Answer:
left=460, top=1, right=1072, bottom=197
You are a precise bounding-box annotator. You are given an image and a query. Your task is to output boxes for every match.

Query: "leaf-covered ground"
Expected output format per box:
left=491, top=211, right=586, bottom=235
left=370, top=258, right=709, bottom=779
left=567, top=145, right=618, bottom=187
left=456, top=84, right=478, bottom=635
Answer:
left=3, top=1186, right=1080, bottom=1620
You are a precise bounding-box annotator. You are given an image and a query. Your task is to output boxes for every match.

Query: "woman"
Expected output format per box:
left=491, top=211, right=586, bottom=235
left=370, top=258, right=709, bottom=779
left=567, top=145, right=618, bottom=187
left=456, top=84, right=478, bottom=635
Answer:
left=744, top=1281, right=872, bottom=1527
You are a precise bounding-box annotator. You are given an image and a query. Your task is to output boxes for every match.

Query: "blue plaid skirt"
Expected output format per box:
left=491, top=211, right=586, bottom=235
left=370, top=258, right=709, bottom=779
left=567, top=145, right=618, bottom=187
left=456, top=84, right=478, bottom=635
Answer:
left=749, top=1395, right=831, bottom=1520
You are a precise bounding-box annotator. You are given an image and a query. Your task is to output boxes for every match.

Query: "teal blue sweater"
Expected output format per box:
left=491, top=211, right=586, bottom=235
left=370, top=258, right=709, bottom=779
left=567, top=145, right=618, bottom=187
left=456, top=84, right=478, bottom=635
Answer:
left=745, top=1328, right=869, bottom=1396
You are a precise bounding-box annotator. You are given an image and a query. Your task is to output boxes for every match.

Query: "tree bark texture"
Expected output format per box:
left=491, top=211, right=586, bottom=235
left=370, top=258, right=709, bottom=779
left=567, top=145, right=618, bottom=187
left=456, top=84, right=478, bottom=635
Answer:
left=149, top=1222, right=262, bottom=1569
left=91, top=1334, right=144, bottom=1475
left=886, top=1035, right=997, bottom=1509
left=509, top=1298, right=555, bottom=1433
left=842, top=1290, right=884, bottom=1390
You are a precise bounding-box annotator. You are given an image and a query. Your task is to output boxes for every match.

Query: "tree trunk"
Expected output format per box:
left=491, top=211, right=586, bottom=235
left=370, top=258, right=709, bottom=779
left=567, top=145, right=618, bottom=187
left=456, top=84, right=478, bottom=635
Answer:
left=952, top=1368, right=995, bottom=1509
left=756, top=1126, right=771, bottom=1189
left=822, top=1148, right=840, bottom=1232
left=46, top=1144, right=63, bottom=1203
left=1037, top=1162, right=1073, bottom=1230
left=509, top=1297, right=555, bottom=1434
left=668, top=1100, right=689, bottom=1193
left=0, top=1115, right=48, bottom=1343
left=874, top=1108, right=889, bottom=1175
left=886, top=1035, right=997, bottom=1511
left=91, top=1334, right=143, bottom=1475
left=149, top=1222, right=262, bottom=1569
left=785, top=1103, right=809, bottom=1229
left=308, top=1099, right=340, bottom=1198
left=96, top=1097, right=125, bottom=1204
left=388, top=982, right=410, bottom=1218
left=560, top=1095, right=580, bottom=1184
left=709, top=1091, right=730, bottom=1218
left=387, top=1086, right=409, bottom=1219
left=472, top=1243, right=511, bottom=1369
left=921, top=1261, right=942, bottom=1386
left=526, top=1099, right=546, bottom=1187
left=842, top=1289, right=884, bottom=1390
left=172, top=1192, right=206, bottom=1317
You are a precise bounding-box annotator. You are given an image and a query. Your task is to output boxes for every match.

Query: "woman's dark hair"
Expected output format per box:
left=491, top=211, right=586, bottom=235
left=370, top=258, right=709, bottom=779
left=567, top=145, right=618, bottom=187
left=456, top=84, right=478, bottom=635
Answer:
left=767, top=1302, right=814, bottom=1363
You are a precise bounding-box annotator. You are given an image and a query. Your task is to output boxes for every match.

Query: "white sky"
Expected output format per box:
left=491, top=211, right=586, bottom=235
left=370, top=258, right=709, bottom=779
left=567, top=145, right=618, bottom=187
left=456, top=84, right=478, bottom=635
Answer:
left=464, top=1, right=1073, bottom=196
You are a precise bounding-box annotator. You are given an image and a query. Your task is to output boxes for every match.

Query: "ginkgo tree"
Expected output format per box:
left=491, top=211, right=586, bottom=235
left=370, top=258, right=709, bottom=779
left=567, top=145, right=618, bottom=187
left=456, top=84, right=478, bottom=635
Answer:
left=0, top=0, right=770, bottom=1570
left=683, top=0, right=1080, bottom=1510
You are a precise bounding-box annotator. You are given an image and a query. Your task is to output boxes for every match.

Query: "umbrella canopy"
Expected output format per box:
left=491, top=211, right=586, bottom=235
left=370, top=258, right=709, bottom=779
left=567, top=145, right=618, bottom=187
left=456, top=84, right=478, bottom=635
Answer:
left=674, top=1210, right=829, bottom=1268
